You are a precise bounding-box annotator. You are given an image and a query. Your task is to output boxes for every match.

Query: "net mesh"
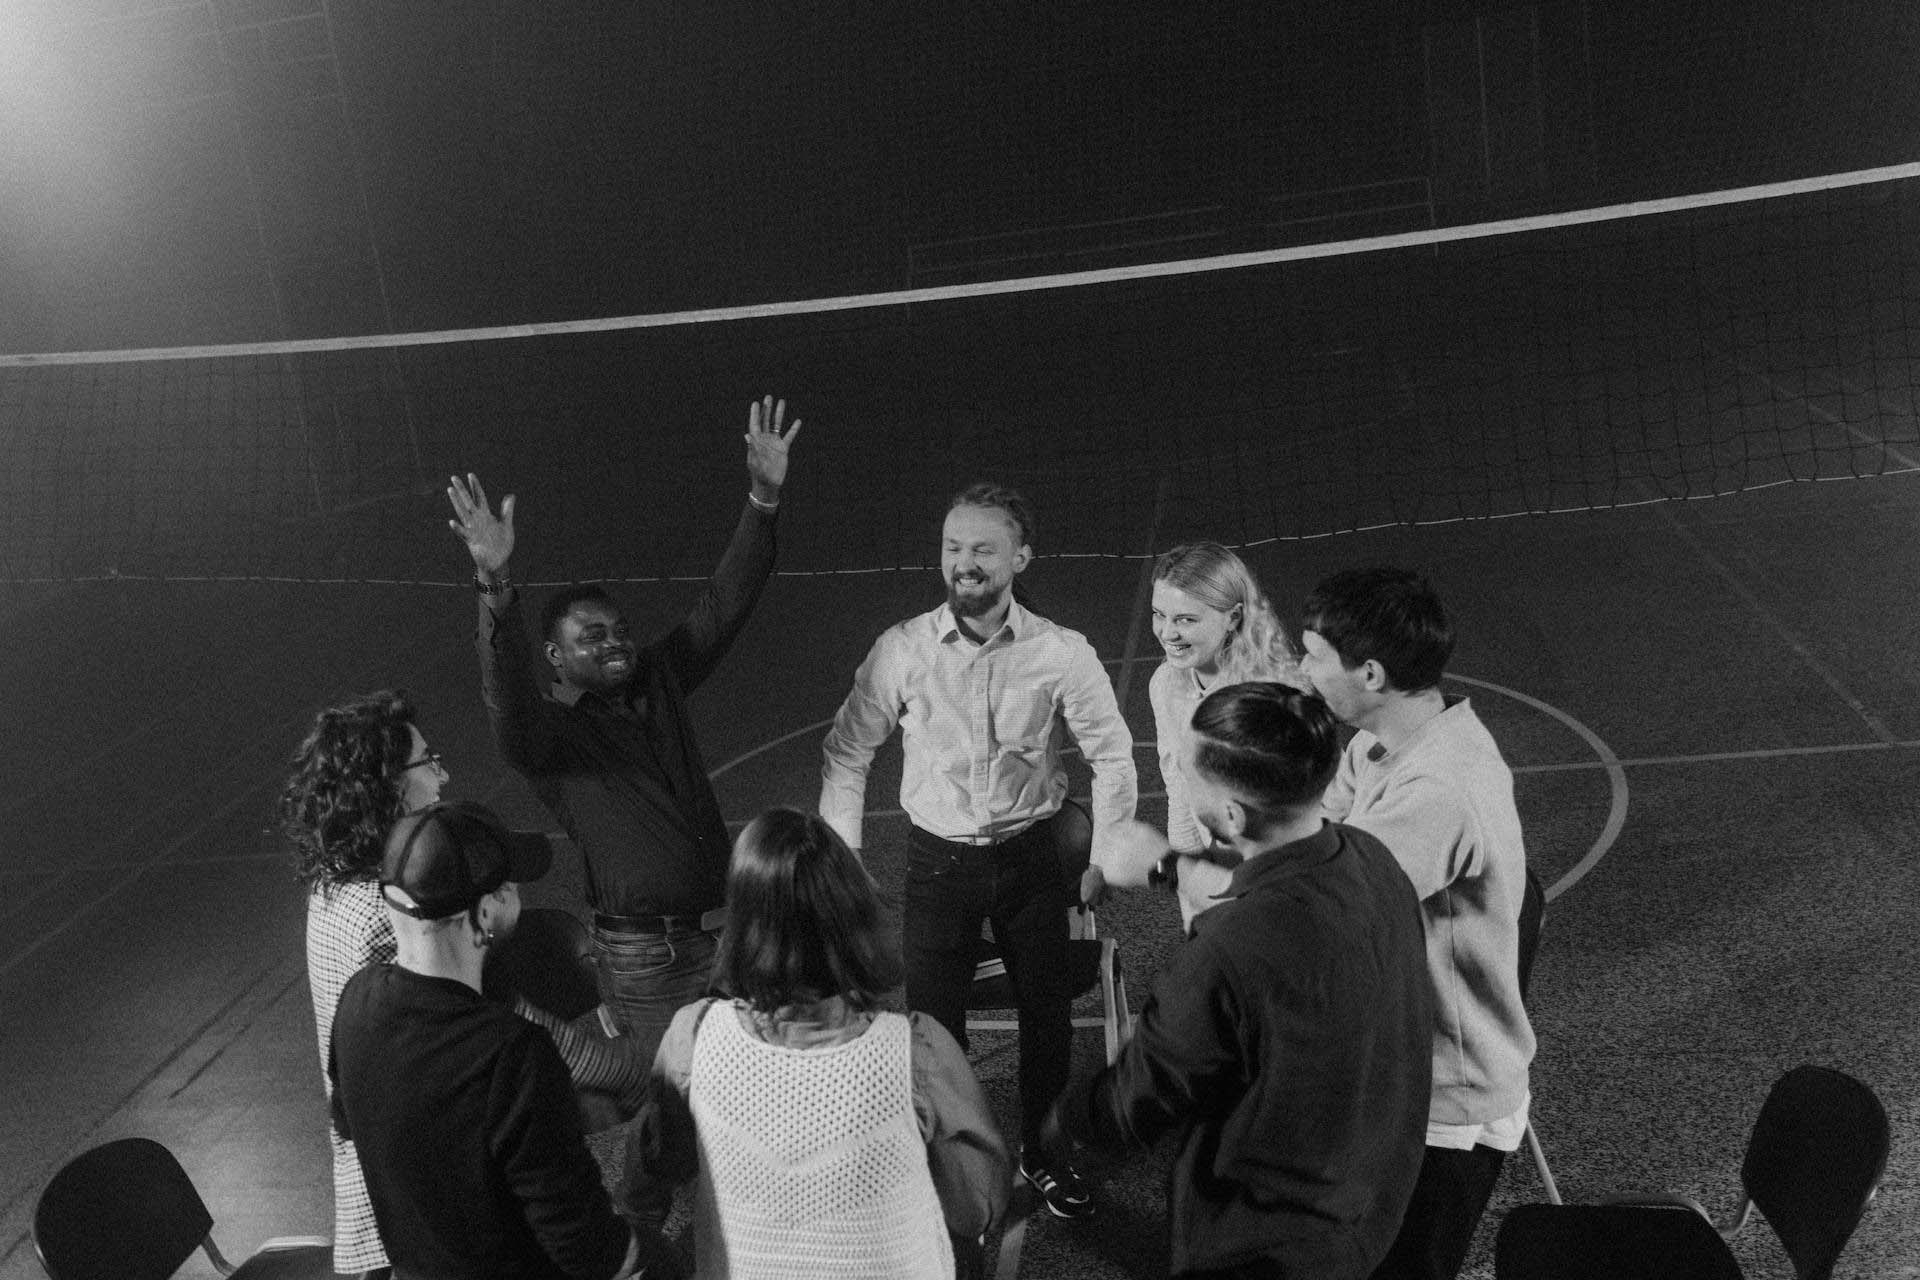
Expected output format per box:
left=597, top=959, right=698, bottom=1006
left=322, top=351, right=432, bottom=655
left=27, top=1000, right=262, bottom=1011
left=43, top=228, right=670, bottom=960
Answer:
left=4, top=169, right=1918, bottom=586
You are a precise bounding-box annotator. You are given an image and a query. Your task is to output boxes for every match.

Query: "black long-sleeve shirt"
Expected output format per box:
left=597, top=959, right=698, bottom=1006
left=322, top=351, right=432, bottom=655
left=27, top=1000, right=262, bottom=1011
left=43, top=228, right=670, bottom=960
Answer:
left=477, top=501, right=776, bottom=916
left=330, top=965, right=632, bottom=1280
left=1057, top=822, right=1435, bottom=1279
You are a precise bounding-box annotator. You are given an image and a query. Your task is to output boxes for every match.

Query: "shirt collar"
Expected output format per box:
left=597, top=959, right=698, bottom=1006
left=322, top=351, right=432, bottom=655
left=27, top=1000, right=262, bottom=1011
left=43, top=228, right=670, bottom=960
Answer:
left=1224, top=821, right=1343, bottom=894
left=1365, top=692, right=1466, bottom=763
left=934, top=597, right=1026, bottom=645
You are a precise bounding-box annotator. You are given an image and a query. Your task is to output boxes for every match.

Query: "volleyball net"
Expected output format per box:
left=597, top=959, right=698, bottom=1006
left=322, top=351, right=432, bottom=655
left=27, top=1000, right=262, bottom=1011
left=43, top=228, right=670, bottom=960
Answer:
left=4, top=163, right=1919, bottom=586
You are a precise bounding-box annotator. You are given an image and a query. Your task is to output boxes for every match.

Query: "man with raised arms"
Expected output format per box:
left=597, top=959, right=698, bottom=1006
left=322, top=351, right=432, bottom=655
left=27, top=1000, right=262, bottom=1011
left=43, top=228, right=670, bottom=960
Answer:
left=445, top=396, right=799, bottom=1077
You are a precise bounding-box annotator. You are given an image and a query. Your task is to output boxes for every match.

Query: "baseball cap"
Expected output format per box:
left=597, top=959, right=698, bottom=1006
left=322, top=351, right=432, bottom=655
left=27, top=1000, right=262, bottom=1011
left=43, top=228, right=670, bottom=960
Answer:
left=379, top=801, right=553, bottom=920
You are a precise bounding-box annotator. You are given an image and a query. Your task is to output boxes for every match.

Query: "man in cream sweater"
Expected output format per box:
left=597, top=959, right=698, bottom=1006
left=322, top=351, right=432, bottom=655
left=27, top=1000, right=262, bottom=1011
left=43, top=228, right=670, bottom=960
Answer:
left=1297, top=567, right=1536, bottom=1280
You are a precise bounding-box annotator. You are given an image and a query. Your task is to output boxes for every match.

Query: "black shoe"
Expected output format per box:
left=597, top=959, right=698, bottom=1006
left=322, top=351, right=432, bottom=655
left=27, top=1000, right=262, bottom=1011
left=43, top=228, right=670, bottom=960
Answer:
left=1020, top=1152, right=1093, bottom=1220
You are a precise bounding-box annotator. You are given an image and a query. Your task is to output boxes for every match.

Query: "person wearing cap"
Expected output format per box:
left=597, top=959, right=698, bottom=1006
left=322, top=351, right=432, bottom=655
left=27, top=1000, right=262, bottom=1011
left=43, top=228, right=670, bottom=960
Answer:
left=329, top=801, right=682, bottom=1280
left=444, top=396, right=800, bottom=1081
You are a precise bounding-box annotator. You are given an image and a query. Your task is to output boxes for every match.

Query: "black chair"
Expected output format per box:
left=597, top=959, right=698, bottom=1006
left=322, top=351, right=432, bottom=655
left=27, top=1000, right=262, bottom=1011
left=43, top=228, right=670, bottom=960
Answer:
left=1516, top=865, right=1561, bottom=1204
left=1602, top=1064, right=1890, bottom=1280
left=1496, top=1202, right=1744, bottom=1279
left=33, top=1137, right=331, bottom=1280
left=964, top=798, right=1133, bottom=1064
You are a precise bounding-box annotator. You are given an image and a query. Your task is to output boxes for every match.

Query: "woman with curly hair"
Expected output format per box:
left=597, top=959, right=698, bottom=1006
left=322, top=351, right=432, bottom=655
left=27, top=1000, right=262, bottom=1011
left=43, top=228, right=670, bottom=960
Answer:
left=287, top=689, right=445, bottom=1277
left=1087, top=543, right=1309, bottom=929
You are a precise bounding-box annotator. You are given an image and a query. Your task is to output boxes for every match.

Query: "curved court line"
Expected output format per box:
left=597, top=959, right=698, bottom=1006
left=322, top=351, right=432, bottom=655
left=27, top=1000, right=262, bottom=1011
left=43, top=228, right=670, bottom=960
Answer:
left=1446, top=673, right=1629, bottom=903
left=707, top=674, right=1628, bottom=904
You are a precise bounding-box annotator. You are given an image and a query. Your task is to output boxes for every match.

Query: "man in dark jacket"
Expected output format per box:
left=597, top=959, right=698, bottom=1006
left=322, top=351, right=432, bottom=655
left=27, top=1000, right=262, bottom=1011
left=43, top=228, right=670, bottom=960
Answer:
left=1047, top=683, right=1434, bottom=1279
left=330, top=802, right=680, bottom=1280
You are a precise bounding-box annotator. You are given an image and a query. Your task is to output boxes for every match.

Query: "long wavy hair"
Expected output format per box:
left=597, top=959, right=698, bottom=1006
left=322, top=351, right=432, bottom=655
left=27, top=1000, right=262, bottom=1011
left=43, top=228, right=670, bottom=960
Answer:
left=282, top=689, right=418, bottom=894
left=714, top=808, right=902, bottom=1015
left=1153, top=542, right=1302, bottom=687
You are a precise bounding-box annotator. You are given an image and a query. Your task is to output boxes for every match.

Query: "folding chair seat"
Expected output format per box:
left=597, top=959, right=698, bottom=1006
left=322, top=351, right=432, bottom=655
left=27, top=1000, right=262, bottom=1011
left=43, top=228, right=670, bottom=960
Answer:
left=1496, top=1202, right=1744, bottom=1279
left=1601, top=1064, right=1889, bottom=1280
left=33, top=1137, right=331, bottom=1280
left=964, top=797, right=1133, bottom=1065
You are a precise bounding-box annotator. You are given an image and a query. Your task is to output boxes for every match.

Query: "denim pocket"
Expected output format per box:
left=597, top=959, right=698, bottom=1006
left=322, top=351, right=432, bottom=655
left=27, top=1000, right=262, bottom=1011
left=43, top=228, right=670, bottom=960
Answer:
left=593, top=929, right=678, bottom=980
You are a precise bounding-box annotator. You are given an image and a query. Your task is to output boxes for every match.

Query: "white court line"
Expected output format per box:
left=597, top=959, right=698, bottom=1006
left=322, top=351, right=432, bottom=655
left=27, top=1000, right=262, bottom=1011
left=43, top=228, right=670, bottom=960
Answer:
left=1642, top=483, right=1897, bottom=744
left=1445, top=675, right=1629, bottom=903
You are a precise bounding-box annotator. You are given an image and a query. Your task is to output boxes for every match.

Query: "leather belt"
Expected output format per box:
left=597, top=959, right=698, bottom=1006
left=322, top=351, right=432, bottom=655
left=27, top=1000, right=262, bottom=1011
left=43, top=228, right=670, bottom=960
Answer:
left=592, top=908, right=727, bottom=935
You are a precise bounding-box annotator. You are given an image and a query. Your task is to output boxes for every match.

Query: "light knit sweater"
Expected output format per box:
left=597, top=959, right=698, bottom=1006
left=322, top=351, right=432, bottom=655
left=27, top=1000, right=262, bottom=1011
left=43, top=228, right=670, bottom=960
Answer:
left=688, top=1006, right=954, bottom=1278
left=1321, top=696, right=1535, bottom=1127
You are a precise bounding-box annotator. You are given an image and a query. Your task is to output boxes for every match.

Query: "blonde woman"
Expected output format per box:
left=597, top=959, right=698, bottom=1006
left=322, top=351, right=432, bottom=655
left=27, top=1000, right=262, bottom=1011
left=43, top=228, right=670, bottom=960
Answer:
left=1091, top=543, right=1307, bottom=928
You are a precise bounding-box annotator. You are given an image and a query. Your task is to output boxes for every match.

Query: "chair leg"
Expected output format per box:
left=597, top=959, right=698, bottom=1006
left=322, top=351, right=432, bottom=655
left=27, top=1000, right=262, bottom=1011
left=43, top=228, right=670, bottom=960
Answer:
left=1525, top=1121, right=1563, bottom=1206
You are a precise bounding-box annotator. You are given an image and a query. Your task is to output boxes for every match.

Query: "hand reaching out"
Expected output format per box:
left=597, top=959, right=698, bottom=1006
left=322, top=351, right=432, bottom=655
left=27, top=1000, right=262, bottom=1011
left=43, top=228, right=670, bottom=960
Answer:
left=446, top=472, right=515, bottom=576
left=745, top=395, right=802, bottom=499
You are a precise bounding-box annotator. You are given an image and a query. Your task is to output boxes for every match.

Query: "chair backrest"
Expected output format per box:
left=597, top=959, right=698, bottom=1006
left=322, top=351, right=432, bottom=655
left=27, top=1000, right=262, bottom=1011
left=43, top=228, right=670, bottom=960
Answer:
left=1051, top=797, right=1093, bottom=889
left=483, top=906, right=601, bottom=1020
left=1516, top=865, right=1545, bottom=1000
left=34, top=1138, right=215, bottom=1280
left=1495, top=1203, right=1744, bottom=1279
left=1741, top=1064, right=1890, bottom=1280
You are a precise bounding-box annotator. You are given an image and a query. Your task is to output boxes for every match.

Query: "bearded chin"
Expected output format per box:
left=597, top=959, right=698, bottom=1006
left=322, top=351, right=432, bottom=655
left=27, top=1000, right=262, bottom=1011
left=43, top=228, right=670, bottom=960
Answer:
left=948, top=581, right=1005, bottom=619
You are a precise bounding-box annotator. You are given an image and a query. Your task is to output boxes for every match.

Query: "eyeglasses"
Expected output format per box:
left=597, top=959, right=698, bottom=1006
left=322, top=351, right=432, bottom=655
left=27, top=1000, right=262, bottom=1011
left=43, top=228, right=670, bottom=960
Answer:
left=402, top=749, right=445, bottom=774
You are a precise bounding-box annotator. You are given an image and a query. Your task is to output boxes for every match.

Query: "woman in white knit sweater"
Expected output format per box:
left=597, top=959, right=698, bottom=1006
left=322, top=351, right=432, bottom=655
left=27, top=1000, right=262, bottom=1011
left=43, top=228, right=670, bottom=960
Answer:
left=1090, top=543, right=1307, bottom=929
left=625, top=808, right=1009, bottom=1279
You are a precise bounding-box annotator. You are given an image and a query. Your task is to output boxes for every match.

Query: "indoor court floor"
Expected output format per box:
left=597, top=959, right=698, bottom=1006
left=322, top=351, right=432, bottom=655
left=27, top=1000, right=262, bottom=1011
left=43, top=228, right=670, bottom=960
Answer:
left=2, top=468, right=1916, bottom=1278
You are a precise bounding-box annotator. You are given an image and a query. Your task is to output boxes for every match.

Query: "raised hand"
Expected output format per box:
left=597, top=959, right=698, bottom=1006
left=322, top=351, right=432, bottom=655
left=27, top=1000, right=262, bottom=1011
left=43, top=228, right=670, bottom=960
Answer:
left=744, top=395, right=802, bottom=500
left=446, top=472, right=515, bottom=576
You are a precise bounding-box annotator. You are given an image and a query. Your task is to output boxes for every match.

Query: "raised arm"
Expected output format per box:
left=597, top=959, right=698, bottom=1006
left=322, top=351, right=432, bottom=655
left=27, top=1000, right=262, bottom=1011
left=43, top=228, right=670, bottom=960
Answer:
left=448, top=473, right=561, bottom=770
left=817, top=631, right=905, bottom=853
left=662, top=396, right=802, bottom=692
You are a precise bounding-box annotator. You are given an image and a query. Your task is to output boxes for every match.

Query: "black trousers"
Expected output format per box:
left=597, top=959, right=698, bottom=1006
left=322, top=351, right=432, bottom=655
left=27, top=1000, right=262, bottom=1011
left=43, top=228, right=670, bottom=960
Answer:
left=903, top=817, right=1072, bottom=1148
left=1369, top=1142, right=1509, bottom=1280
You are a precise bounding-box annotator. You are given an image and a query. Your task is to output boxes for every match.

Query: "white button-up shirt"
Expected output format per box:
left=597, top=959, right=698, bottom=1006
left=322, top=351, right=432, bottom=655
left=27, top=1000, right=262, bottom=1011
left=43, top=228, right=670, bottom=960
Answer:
left=819, top=601, right=1137, bottom=855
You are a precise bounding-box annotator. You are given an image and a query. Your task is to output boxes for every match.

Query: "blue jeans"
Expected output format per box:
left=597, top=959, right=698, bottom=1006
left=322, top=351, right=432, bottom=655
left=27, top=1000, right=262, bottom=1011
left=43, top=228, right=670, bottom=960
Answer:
left=591, top=923, right=717, bottom=1075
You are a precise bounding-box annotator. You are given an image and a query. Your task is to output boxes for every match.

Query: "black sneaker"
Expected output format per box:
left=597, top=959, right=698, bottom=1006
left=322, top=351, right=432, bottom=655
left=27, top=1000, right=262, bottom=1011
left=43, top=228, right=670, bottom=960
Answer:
left=1020, top=1152, right=1093, bottom=1220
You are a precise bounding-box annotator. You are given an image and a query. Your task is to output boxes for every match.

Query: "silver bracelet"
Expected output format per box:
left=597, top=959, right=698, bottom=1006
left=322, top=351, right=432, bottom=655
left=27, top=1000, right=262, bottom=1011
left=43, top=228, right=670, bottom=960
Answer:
left=748, top=492, right=780, bottom=513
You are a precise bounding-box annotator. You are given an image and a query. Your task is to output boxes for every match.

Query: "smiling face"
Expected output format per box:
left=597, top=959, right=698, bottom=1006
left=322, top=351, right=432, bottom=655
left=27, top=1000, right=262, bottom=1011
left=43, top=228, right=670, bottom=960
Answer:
left=1151, top=581, right=1241, bottom=679
left=546, top=600, right=637, bottom=693
left=940, top=503, right=1030, bottom=621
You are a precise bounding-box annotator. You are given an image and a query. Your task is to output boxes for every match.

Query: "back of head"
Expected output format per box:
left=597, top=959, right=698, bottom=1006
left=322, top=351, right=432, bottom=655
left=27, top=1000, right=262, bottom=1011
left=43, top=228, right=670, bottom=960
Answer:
left=539, top=582, right=617, bottom=645
left=380, top=801, right=552, bottom=922
left=717, top=808, right=902, bottom=1014
left=283, top=689, right=416, bottom=891
left=1190, top=682, right=1342, bottom=822
left=1300, top=566, right=1453, bottom=693
left=949, top=481, right=1037, bottom=550
left=1153, top=541, right=1299, bottom=682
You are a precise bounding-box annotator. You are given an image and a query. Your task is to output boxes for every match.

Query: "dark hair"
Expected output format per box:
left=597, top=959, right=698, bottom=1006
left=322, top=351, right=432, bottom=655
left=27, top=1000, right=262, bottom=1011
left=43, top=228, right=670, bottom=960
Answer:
left=539, top=583, right=618, bottom=645
left=283, top=690, right=417, bottom=892
left=1299, top=566, right=1453, bottom=693
left=713, top=808, right=902, bottom=1014
left=1189, top=682, right=1341, bottom=815
left=949, top=482, right=1037, bottom=550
